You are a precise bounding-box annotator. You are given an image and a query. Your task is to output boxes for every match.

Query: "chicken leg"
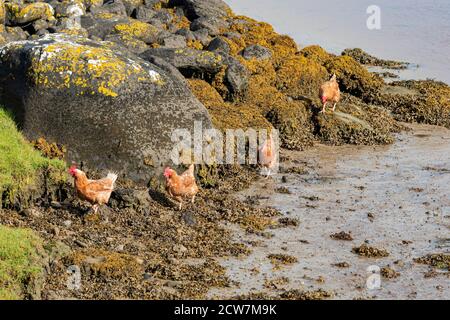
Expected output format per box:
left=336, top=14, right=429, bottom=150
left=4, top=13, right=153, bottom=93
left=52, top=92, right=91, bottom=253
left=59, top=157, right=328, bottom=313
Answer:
left=320, top=102, right=327, bottom=114
left=332, top=103, right=337, bottom=112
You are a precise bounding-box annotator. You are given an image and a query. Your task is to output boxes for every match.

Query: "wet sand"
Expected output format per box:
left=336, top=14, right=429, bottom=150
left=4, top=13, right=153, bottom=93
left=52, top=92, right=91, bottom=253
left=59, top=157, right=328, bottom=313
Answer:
left=210, top=123, right=450, bottom=299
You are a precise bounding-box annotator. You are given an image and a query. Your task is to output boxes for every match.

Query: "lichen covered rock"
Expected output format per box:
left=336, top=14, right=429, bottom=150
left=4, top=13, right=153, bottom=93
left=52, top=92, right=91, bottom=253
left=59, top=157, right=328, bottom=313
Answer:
left=0, top=34, right=212, bottom=183
left=6, top=2, right=56, bottom=24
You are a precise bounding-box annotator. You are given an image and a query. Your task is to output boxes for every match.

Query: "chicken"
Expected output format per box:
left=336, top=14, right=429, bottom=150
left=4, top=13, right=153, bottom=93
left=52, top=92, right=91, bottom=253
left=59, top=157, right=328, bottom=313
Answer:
left=68, top=165, right=117, bottom=214
left=319, top=74, right=341, bottom=113
left=164, top=164, right=199, bottom=210
left=259, top=133, right=277, bottom=178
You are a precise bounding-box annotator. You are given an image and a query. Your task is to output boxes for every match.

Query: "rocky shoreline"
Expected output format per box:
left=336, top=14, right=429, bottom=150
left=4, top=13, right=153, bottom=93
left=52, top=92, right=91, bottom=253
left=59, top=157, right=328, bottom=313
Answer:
left=0, top=0, right=449, bottom=299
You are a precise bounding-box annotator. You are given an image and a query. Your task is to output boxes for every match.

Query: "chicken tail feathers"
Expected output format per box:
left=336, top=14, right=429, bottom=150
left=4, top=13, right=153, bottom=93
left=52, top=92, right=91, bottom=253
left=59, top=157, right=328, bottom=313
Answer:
left=187, top=164, right=195, bottom=176
left=107, top=172, right=118, bottom=185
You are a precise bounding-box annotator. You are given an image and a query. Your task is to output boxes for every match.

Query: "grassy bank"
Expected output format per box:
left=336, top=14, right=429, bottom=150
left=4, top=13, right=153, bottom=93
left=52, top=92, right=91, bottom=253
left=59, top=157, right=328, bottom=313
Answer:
left=0, top=225, right=45, bottom=299
left=0, top=108, right=66, bottom=201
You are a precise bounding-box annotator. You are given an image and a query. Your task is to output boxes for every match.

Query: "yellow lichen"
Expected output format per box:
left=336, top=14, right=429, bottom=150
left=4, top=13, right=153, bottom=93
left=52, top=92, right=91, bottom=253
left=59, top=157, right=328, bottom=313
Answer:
left=299, top=45, right=334, bottom=64
left=29, top=37, right=164, bottom=97
left=114, top=20, right=159, bottom=42
left=0, top=0, right=5, bottom=25
left=8, top=2, right=55, bottom=24
left=186, top=39, right=204, bottom=50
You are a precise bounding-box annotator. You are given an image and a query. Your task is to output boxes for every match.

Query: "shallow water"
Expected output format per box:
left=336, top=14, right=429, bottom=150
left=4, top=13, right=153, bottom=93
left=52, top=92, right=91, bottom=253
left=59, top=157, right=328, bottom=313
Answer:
left=227, top=0, right=450, bottom=84
left=210, top=124, right=450, bottom=299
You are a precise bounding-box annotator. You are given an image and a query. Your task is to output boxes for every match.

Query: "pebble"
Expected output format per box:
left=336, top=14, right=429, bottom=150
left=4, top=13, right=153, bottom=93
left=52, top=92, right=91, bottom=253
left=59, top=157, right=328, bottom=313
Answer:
left=63, top=220, right=72, bottom=228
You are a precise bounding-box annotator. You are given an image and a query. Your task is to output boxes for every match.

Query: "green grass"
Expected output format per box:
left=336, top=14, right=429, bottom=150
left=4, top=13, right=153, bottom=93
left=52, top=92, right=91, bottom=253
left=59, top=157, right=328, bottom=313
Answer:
left=0, top=225, right=45, bottom=300
left=0, top=108, right=66, bottom=196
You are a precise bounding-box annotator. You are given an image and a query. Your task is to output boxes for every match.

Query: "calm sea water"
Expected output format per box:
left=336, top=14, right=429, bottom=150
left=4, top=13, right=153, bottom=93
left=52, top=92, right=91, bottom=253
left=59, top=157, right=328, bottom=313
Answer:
left=227, top=0, right=450, bottom=84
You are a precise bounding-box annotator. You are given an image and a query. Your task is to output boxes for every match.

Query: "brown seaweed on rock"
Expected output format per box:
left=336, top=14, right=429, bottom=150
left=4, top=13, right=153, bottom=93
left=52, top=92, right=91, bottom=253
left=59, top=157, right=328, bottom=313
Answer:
left=370, top=80, right=450, bottom=129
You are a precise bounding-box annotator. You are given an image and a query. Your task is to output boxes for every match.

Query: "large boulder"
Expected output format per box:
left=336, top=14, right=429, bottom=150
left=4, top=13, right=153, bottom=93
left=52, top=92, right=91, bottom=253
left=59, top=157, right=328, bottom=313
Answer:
left=0, top=34, right=212, bottom=183
left=169, top=0, right=230, bottom=36
left=168, top=0, right=230, bottom=20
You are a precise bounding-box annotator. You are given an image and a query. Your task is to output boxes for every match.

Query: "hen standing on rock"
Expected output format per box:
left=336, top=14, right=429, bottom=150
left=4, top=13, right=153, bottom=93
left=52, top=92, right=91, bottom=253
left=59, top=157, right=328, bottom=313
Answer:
left=164, top=164, right=199, bottom=210
left=319, top=74, right=341, bottom=113
left=69, top=165, right=118, bottom=214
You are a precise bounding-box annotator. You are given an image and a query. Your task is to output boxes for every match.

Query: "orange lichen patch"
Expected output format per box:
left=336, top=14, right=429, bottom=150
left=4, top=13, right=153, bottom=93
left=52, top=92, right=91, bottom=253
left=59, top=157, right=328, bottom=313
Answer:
left=167, top=7, right=191, bottom=29
left=31, top=137, right=66, bottom=160
left=186, top=39, right=204, bottom=50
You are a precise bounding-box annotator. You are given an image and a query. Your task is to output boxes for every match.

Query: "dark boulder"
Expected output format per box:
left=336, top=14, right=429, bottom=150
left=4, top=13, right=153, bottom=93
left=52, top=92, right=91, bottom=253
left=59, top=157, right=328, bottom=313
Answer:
left=241, top=44, right=272, bottom=60
left=134, top=6, right=156, bottom=22
left=140, top=47, right=224, bottom=76
left=81, top=13, right=129, bottom=40
left=168, top=0, right=230, bottom=20
left=222, top=55, right=249, bottom=98
left=192, top=28, right=210, bottom=46
left=175, top=28, right=195, bottom=41
left=90, top=0, right=128, bottom=17
left=169, top=0, right=230, bottom=36
left=160, top=34, right=186, bottom=48
left=0, top=34, right=212, bottom=183
left=206, top=36, right=230, bottom=55
left=190, top=16, right=228, bottom=36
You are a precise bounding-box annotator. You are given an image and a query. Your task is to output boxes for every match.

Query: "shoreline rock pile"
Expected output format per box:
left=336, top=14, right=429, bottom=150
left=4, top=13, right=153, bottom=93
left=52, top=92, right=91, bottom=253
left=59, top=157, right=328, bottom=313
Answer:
left=0, top=0, right=448, bottom=180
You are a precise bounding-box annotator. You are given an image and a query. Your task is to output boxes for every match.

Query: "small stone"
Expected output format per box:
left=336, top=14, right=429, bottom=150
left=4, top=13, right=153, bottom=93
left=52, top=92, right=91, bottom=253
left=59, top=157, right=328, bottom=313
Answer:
left=20, top=208, right=41, bottom=218
left=51, top=226, right=60, bottom=237
left=182, top=211, right=197, bottom=226
left=50, top=201, right=62, bottom=209
left=143, top=273, right=153, bottom=280
left=63, top=220, right=72, bottom=228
